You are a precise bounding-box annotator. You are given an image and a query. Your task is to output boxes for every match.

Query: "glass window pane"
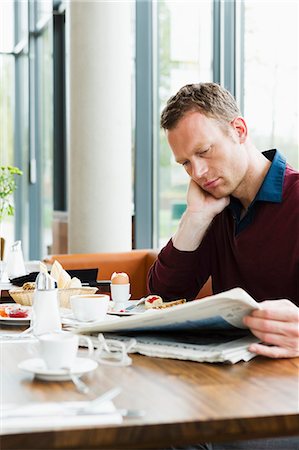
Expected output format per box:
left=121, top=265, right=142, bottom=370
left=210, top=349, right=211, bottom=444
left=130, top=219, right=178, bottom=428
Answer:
left=243, top=0, right=299, bottom=169
left=18, top=1, right=29, bottom=42
left=36, top=0, right=52, bottom=22
left=154, top=0, right=213, bottom=248
left=0, top=55, right=15, bottom=246
left=0, top=1, right=14, bottom=52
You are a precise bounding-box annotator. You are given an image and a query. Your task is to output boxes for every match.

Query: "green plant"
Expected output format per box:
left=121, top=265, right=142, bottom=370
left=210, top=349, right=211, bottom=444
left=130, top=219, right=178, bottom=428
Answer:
left=0, top=165, right=23, bottom=223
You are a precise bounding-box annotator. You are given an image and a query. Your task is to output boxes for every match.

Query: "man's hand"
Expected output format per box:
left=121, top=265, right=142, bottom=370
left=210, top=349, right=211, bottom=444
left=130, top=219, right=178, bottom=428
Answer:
left=172, top=180, right=229, bottom=251
left=186, top=179, right=230, bottom=219
left=243, top=300, right=299, bottom=358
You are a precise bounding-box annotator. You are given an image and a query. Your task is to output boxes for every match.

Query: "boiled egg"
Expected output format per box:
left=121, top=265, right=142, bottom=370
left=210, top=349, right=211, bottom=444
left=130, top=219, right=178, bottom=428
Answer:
left=111, top=272, right=129, bottom=284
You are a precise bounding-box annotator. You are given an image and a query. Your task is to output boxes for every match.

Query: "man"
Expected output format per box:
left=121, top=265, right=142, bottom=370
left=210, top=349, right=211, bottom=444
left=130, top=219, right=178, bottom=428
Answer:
left=148, top=83, right=299, bottom=449
left=148, top=82, right=299, bottom=359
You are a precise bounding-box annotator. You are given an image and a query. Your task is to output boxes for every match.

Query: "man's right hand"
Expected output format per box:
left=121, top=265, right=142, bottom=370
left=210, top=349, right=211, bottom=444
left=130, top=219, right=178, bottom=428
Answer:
left=172, top=179, right=229, bottom=251
left=186, top=179, right=230, bottom=218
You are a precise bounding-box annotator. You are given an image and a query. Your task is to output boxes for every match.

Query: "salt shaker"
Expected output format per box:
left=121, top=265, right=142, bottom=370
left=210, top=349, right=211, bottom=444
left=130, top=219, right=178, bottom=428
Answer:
left=32, top=272, right=62, bottom=335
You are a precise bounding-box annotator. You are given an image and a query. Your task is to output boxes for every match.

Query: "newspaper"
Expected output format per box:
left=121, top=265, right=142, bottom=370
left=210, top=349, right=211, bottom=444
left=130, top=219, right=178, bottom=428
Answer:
left=70, top=288, right=262, bottom=364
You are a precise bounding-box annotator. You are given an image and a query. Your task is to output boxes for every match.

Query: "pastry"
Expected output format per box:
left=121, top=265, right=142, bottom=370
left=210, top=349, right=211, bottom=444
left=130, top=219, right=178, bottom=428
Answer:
left=144, top=295, right=163, bottom=309
left=22, top=282, right=36, bottom=291
left=152, top=298, right=186, bottom=309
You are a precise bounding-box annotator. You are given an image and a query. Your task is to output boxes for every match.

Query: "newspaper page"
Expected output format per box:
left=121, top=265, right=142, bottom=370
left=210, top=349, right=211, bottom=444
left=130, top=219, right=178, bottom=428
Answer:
left=65, top=288, right=261, bottom=364
left=74, top=287, right=260, bottom=335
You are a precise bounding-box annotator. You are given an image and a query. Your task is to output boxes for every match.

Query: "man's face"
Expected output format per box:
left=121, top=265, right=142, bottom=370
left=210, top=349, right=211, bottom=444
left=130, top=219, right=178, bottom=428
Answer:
left=166, top=111, right=248, bottom=199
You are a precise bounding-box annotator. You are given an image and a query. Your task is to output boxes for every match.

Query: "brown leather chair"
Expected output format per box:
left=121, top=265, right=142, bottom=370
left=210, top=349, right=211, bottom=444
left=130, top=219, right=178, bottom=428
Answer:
left=45, top=250, right=212, bottom=300
left=45, top=249, right=158, bottom=300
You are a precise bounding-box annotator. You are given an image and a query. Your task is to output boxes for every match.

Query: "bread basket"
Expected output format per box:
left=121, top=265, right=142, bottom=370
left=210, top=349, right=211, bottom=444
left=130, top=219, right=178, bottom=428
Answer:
left=9, top=286, right=98, bottom=309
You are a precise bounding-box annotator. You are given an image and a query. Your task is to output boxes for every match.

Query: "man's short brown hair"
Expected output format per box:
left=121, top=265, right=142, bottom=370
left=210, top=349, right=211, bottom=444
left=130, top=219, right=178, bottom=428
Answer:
left=160, top=82, right=241, bottom=130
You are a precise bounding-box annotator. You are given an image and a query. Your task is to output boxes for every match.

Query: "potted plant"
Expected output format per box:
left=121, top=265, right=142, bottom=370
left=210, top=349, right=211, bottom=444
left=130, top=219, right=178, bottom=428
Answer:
left=0, top=165, right=23, bottom=262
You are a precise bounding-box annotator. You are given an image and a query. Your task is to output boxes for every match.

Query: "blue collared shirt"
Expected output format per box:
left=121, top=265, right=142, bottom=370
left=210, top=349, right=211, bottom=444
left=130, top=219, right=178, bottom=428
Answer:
left=229, top=149, right=286, bottom=235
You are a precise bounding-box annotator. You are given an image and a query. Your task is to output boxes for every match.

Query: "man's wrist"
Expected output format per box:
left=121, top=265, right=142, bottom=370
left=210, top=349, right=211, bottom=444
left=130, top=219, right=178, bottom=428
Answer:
left=172, top=209, right=213, bottom=251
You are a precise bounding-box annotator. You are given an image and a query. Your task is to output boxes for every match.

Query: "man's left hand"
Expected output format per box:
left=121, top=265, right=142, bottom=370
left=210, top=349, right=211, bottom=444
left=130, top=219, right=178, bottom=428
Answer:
left=243, top=299, right=299, bottom=358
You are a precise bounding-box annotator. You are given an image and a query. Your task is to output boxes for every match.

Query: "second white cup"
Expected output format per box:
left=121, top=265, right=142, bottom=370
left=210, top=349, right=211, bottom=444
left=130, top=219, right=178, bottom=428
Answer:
left=38, top=331, right=93, bottom=370
left=70, top=294, right=110, bottom=322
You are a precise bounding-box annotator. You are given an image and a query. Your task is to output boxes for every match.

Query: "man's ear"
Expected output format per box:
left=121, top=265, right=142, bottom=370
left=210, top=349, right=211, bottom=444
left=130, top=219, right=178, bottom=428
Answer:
left=230, top=117, right=247, bottom=143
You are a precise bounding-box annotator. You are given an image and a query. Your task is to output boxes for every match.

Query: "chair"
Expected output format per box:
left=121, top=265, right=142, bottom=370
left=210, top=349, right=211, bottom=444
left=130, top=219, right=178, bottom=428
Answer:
left=45, top=249, right=158, bottom=300
left=45, top=249, right=212, bottom=300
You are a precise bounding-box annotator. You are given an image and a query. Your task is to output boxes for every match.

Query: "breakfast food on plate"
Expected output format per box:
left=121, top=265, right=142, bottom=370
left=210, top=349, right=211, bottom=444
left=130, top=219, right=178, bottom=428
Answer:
left=0, top=304, right=29, bottom=318
left=153, top=298, right=186, bottom=309
left=111, top=272, right=129, bottom=284
left=22, top=282, right=36, bottom=291
left=9, top=260, right=96, bottom=308
left=144, top=295, right=186, bottom=310
left=144, top=295, right=163, bottom=309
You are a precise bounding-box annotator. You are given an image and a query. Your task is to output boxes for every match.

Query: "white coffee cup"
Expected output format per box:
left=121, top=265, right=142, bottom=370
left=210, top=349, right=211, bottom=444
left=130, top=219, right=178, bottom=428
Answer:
left=70, top=294, right=110, bottom=322
left=38, top=331, right=93, bottom=370
left=110, top=283, right=131, bottom=306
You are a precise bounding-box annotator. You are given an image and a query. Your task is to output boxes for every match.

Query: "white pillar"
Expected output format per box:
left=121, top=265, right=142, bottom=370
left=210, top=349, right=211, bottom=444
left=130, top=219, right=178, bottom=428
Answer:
left=67, top=1, right=132, bottom=253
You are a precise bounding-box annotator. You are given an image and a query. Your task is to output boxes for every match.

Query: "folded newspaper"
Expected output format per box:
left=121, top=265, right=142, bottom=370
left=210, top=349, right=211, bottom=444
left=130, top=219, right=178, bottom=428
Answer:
left=68, top=288, right=262, bottom=364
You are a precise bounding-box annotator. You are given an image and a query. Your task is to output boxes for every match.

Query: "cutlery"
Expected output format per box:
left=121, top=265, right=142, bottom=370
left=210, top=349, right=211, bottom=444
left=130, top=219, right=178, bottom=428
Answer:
left=124, top=298, right=145, bottom=312
left=85, top=386, right=122, bottom=410
left=61, top=368, right=121, bottom=402
left=2, top=386, right=123, bottom=419
left=61, top=367, right=90, bottom=394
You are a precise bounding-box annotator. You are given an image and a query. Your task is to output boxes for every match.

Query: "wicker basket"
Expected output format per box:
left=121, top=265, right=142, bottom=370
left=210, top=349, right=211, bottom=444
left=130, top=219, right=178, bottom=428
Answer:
left=9, top=287, right=98, bottom=309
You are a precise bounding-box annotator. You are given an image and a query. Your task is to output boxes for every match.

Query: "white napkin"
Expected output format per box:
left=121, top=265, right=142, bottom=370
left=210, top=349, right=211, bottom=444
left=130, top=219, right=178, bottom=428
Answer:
left=1, top=400, right=122, bottom=433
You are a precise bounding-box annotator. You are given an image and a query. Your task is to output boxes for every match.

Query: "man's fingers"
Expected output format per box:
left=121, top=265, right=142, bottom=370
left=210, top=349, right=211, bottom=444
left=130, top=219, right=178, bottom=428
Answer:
left=248, top=328, right=299, bottom=353
left=250, top=306, right=299, bottom=322
left=243, top=316, right=299, bottom=337
left=248, top=343, right=298, bottom=359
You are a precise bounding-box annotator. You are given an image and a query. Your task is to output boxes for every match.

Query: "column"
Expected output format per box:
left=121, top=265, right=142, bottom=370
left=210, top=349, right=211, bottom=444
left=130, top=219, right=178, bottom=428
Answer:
left=67, top=0, right=132, bottom=253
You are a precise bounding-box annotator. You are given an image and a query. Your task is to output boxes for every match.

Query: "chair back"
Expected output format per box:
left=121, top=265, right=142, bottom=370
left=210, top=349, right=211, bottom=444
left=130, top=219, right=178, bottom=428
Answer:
left=45, top=249, right=158, bottom=300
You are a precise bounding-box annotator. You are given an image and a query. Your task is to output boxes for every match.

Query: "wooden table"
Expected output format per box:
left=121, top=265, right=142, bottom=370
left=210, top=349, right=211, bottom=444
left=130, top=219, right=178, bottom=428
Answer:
left=1, top=332, right=299, bottom=450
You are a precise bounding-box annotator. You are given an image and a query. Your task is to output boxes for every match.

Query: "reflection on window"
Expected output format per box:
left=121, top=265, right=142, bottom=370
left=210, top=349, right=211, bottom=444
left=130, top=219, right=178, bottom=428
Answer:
left=0, top=0, right=15, bottom=246
left=0, top=55, right=15, bottom=245
left=154, top=0, right=213, bottom=248
left=0, top=1, right=14, bottom=52
left=243, top=1, right=298, bottom=169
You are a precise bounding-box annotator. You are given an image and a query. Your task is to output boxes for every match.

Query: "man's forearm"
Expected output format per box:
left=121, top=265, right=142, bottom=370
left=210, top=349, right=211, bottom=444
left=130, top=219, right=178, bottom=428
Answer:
left=172, top=210, right=213, bottom=251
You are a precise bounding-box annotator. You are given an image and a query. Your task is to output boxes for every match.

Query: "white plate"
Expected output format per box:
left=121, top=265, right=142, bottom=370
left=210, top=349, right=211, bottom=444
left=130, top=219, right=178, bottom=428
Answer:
left=107, top=309, right=145, bottom=316
left=0, top=304, right=31, bottom=325
left=18, top=357, right=98, bottom=381
left=107, top=300, right=145, bottom=316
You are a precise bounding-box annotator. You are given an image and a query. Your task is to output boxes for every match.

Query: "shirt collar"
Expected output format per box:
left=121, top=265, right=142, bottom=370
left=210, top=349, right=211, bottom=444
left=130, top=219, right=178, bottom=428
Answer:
left=255, top=149, right=286, bottom=203
left=228, top=149, right=286, bottom=219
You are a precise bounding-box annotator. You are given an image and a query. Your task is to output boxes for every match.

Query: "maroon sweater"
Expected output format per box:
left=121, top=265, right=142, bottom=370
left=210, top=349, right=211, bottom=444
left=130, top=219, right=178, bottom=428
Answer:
left=148, top=163, right=299, bottom=306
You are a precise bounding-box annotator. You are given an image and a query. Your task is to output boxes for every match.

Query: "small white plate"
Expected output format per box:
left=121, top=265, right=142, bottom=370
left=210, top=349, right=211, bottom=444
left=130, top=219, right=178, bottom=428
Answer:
left=107, top=309, right=144, bottom=316
left=107, top=300, right=145, bottom=316
left=18, top=357, right=98, bottom=381
left=0, top=304, right=31, bottom=326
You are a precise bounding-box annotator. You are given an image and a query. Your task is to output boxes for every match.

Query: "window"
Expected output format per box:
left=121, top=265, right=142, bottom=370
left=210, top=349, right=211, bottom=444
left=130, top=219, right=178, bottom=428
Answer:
left=153, top=0, right=213, bottom=248
left=0, top=1, right=17, bottom=246
left=0, top=0, right=55, bottom=260
left=243, top=1, right=298, bottom=169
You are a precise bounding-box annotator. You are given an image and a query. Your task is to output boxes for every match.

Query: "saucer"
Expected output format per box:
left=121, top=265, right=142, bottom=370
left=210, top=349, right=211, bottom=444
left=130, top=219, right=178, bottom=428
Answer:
left=18, top=357, right=98, bottom=381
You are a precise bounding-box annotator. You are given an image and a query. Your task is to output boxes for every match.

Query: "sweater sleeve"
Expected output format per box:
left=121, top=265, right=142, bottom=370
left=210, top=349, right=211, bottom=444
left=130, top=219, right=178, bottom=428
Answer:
left=147, top=237, right=212, bottom=301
